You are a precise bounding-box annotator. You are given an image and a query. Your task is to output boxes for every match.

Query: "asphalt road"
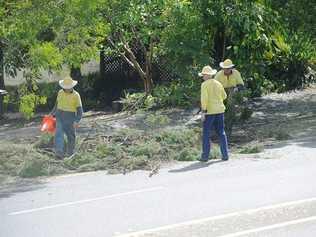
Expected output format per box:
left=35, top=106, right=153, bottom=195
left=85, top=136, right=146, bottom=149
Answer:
left=1, top=137, right=316, bottom=237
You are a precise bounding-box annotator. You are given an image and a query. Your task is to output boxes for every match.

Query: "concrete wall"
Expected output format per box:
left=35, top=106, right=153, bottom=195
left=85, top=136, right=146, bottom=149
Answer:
left=4, top=60, right=99, bottom=86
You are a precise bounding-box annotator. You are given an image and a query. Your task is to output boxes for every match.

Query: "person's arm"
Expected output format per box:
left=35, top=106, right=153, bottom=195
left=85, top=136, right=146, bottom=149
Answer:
left=75, top=106, right=83, bottom=123
left=49, top=93, right=59, bottom=116
left=74, top=93, right=83, bottom=124
left=201, top=84, right=208, bottom=121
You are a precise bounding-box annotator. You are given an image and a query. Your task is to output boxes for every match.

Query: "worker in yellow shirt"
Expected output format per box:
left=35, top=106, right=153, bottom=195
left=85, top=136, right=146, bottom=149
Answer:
left=215, top=59, right=244, bottom=91
left=199, top=66, right=229, bottom=162
left=51, top=76, right=83, bottom=159
left=215, top=59, right=245, bottom=136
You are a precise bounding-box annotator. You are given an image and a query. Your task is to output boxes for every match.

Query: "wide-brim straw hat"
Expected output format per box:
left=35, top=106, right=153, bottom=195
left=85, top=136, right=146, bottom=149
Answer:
left=198, top=66, right=217, bottom=77
left=59, top=76, right=78, bottom=89
left=219, top=59, right=235, bottom=69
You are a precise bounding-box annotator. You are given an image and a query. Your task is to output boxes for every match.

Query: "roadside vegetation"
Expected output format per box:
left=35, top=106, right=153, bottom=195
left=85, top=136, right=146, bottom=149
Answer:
left=0, top=1, right=315, bottom=185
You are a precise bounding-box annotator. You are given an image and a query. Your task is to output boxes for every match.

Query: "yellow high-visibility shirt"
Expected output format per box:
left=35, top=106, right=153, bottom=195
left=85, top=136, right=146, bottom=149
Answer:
left=201, top=79, right=227, bottom=115
left=56, top=89, right=82, bottom=112
left=215, top=69, right=244, bottom=88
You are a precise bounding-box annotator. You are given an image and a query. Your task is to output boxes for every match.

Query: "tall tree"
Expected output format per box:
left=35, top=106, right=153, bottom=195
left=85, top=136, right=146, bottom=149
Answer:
left=101, top=0, right=167, bottom=94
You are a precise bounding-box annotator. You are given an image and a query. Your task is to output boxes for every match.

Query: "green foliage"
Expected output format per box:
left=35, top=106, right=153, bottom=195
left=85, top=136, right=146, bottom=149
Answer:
left=153, top=74, right=201, bottom=108
left=225, top=90, right=252, bottom=137
left=128, top=141, right=162, bottom=159
left=34, top=133, right=54, bottom=149
left=37, top=82, right=59, bottom=110
left=210, top=145, right=221, bottom=159
left=18, top=155, right=50, bottom=178
left=161, top=1, right=209, bottom=71
left=145, top=112, right=171, bottom=129
left=240, top=143, right=264, bottom=154
left=121, top=92, right=158, bottom=111
left=264, top=31, right=316, bottom=92
left=177, top=148, right=200, bottom=161
left=3, top=94, right=10, bottom=112
left=0, top=143, right=54, bottom=178
left=267, top=0, right=316, bottom=39
left=19, top=93, right=47, bottom=119
left=157, top=128, right=200, bottom=148
left=30, top=42, right=63, bottom=70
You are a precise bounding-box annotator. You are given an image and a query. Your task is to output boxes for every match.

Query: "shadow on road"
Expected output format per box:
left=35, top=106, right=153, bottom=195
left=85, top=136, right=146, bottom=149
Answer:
left=169, top=160, right=225, bottom=173
left=0, top=179, right=46, bottom=199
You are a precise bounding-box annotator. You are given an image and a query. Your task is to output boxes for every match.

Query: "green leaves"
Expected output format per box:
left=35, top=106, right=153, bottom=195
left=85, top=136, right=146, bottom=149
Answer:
left=30, top=42, right=63, bottom=70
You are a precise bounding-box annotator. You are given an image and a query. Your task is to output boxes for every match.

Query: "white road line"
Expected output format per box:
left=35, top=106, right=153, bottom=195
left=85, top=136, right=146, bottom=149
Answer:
left=218, top=215, right=316, bottom=237
left=118, top=197, right=316, bottom=237
left=8, top=186, right=164, bottom=216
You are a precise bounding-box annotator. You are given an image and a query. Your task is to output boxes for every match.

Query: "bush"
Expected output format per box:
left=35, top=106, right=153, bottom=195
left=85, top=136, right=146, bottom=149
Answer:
left=177, top=148, right=200, bottom=161
left=153, top=75, right=200, bottom=108
left=34, top=133, right=54, bottom=149
left=19, top=93, right=47, bottom=119
left=145, top=112, right=171, bottom=129
left=120, top=92, right=158, bottom=111
left=240, top=144, right=264, bottom=154
left=128, top=141, right=161, bottom=159
left=18, top=155, right=50, bottom=178
left=156, top=128, right=199, bottom=147
left=260, top=32, right=316, bottom=93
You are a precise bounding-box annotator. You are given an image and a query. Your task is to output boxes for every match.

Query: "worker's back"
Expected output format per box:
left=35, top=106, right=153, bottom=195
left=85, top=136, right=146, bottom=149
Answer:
left=201, top=79, right=227, bottom=115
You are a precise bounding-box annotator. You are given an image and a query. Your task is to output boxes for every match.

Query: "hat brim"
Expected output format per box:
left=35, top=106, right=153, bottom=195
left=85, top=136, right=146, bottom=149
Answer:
left=59, top=80, right=78, bottom=89
left=198, top=70, right=217, bottom=77
left=220, top=62, right=235, bottom=69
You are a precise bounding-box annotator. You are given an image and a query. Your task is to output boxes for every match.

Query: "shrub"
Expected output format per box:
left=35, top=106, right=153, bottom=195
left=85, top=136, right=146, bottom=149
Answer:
left=264, top=31, right=316, bottom=92
left=240, top=144, right=264, bottom=154
left=145, top=112, right=171, bottom=129
left=128, top=141, right=161, bottom=159
left=120, top=92, right=158, bottom=111
left=34, top=133, right=55, bottom=149
left=153, top=76, right=200, bottom=108
left=18, top=155, right=50, bottom=178
left=156, top=128, right=199, bottom=147
left=177, top=148, right=200, bottom=161
left=19, top=93, right=47, bottom=119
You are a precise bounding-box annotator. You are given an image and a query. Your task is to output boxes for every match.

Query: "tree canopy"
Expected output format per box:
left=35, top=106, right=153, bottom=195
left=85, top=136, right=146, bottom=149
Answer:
left=1, top=0, right=315, bottom=99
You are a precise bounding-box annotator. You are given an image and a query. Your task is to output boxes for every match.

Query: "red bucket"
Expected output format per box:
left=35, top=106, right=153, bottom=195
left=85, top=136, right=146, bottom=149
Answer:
left=40, top=115, right=56, bottom=134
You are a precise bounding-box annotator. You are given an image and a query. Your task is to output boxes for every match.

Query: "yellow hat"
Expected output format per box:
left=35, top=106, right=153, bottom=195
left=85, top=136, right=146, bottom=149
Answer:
left=198, top=66, right=217, bottom=77
left=59, top=76, right=78, bottom=89
left=220, top=59, right=235, bottom=69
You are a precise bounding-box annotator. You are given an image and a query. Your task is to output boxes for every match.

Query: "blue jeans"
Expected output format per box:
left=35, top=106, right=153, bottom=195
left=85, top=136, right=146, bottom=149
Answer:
left=201, top=113, right=229, bottom=160
left=55, top=118, right=76, bottom=157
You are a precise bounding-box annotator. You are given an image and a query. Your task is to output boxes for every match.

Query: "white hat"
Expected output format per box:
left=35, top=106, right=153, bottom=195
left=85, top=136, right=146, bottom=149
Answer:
left=198, top=66, right=217, bottom=77
left=219, top=59, right=235, bottom=69
left=59, top=76, right=78, bottom=89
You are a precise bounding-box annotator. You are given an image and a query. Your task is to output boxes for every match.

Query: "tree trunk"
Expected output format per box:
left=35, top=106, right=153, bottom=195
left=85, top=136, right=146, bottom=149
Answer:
left=108, top=36, right=154, bottom=95
left=214, top=27, right=226, bottom=65
left=70, top=66, right=82, bottom=90
left=0, top=46, right=5, bottom=118
left=144, top=50, right=153, bottom=95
